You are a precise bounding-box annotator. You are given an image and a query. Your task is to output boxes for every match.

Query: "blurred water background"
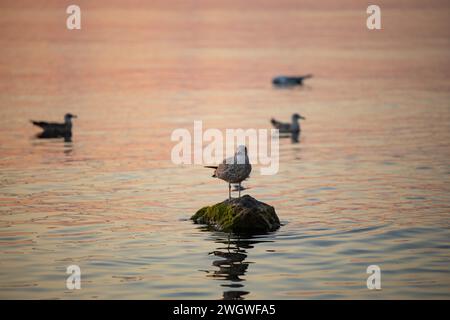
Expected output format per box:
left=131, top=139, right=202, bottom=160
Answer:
left=0, top=0, right=449, bottom=299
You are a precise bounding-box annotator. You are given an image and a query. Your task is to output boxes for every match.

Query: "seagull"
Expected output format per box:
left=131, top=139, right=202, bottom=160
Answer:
left=30, top=113, right=77, bottom=138
left=272, top=74, right=312, bottom=86
left=205, top=145, right=252, bottom=200
left=271, top=113, right=305, bottom=133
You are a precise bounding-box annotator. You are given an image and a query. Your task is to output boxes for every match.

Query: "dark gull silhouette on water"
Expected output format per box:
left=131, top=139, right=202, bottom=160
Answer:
left=31, top=113, right=77, bottom=139
left=271, top=113, right=305, bottom=133
left=272, top=74, right=313, bottom=86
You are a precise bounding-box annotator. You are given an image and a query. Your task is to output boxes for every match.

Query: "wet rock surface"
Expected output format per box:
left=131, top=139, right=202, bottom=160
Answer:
left=191, top=195, right=280, bottom=233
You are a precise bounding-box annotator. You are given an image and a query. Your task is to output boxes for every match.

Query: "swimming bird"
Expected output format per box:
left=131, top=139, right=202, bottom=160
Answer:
left=271, top=113, right=305, bottom=133
left=272, top=74, right=312, bottom=86
left=31, top=113, right=77, bottom=138
left=205, top=145, right=252, bottom=200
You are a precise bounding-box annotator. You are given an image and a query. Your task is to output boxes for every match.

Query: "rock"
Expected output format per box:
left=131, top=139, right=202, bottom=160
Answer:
left=191, top=195, right=280, bottom=233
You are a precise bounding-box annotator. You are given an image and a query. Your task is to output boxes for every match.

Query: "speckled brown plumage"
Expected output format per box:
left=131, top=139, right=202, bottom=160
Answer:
left=205, top=146, right=252, bottom=199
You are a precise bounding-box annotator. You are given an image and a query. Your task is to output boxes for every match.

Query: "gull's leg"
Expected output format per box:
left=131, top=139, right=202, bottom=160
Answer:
left=238, top=182, right=241, bottom=198
left=228, top=183, right=231, bottom=200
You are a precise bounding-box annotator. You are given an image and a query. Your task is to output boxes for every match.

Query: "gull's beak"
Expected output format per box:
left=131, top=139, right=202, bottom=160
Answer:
left=300, top=116, right=306, bottom=120
left=72, top=115, right=78, bottom=119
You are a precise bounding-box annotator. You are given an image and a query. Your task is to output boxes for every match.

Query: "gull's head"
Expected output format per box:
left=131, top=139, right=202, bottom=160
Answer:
left=293, top=113, right=305, bottom=120
left=64, top=113, right=77, bottom=122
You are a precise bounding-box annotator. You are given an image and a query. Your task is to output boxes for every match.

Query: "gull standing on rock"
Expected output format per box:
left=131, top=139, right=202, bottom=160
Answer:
left=205, top=145, right=252, bottom=200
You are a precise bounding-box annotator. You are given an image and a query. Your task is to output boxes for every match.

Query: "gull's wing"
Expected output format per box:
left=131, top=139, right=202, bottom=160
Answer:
left=31, top=120, right=51, bottom=129
left=30, top=120, right=65, bottom=130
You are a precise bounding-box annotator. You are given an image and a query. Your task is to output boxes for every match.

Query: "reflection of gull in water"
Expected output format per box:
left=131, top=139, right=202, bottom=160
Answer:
left=199, top=233, right=273, bottom=300
left=31, top=113, right=77, bottom=139
left=271, top=113, right=305, bottom=133
left=205, top=145, right=252, bottom=199
left=206, top=236, right=250, bottom=300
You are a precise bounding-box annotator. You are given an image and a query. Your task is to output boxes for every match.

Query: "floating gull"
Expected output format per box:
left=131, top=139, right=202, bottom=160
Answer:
left=272, top=74, right=312, bottom=86
left=205, top=145, right=252, bottom=200
left=31, top=113, right=77, bottom=139
left=271, top=113, right=305, bottom=134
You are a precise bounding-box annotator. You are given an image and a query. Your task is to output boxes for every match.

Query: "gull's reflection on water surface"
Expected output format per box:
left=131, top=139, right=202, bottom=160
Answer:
left=200, top=231, right=274, bottom=300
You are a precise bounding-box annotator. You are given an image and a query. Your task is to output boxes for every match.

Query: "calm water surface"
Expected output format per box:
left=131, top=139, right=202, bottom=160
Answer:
left=0, top=0, right=449, bottom=299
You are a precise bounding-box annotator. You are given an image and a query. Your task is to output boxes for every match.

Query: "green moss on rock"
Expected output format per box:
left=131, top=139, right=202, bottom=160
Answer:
left=191, top=195, right=280, bottom=233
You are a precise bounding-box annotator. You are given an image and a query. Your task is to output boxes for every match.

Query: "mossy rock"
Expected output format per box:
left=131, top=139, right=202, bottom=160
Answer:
left=191, top=195, right=280, bottom=233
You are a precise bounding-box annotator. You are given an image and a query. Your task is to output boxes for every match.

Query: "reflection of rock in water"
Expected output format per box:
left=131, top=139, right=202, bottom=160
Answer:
left=203, top=234, right=270, bottom=300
